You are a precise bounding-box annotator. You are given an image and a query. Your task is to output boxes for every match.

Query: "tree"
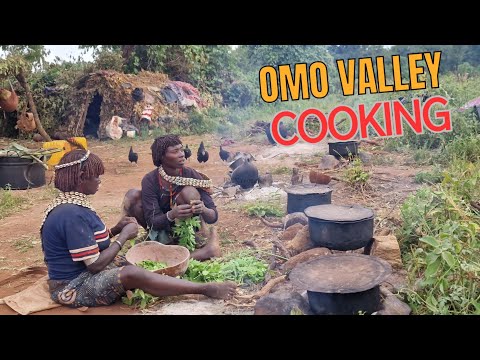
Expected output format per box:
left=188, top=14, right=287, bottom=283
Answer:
left=0, top=46, right=51, bottom=141
left=80, top=45, right=236, bottom=95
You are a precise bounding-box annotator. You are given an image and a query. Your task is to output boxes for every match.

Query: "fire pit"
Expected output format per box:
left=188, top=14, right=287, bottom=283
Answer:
left=289, top=253, right=392, bottom=315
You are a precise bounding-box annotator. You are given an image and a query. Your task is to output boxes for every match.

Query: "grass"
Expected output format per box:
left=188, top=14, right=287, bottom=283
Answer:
left=0, top=184, right=58, bottom=220
left=297, top=152, right=324, bottom=166
left=271, top=166, right=291, bottom=175
left=0, top=186, right=28, bottom=220
left=13, top=235, right=39, bottom=253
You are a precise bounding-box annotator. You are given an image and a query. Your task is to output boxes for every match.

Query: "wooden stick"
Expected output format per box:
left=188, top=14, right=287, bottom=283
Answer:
left=253, top=275, right=287, bottom=299
left=259, top=216, right=283, bottom=228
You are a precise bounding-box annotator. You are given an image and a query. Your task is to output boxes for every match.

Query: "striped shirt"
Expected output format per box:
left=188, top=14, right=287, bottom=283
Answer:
left=41, top=204, right=111, bottom=280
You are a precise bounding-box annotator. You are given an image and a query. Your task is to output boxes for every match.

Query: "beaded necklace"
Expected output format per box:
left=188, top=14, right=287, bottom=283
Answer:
left=40, top=191, right=96, bottom=231
left=157, top=165, right=213, bottom=207
left=158, top=165, right=213, bottom=188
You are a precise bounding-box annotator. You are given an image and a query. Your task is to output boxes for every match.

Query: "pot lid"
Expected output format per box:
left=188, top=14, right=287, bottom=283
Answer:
left=289, top=253, right=392, bottom=293
left=328, top=140, right=359, bottom=145
left=304, top=204, right=373, bottom=222
left=284, top=184, right=332, bottom=195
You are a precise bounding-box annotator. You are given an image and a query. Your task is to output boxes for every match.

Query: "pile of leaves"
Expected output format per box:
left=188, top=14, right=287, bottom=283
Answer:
left=182, top=250, right=268, bottom=284
left=122, top=289, right=159, bottom=310
left=137, top=260, right=168, bottom=271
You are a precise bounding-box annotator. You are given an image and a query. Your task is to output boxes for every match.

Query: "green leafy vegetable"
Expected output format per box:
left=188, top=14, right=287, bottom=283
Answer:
left=137, top=260, right=168, bottom=271
left=173, top=216, right=201, bottom=251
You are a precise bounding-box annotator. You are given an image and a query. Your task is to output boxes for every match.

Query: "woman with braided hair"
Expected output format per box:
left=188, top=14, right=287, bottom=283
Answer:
left=122, top=135, right=221, bottom=261
left=41, top=149, right=236, bottom=309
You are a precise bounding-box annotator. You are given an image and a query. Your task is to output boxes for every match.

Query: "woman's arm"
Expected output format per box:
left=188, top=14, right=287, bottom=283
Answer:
left=198, top=190, right=218, bottom=224
left=87, top=223, right=138, bottom=274
left=141, top=172, right=172, bottom=231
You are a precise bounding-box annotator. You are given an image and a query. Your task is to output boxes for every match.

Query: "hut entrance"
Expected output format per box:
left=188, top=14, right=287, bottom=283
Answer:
left=83, top=92, right=103, bottom=138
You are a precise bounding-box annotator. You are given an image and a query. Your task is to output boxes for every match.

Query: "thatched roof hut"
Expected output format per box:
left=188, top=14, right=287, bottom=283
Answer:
left=60, top=70, right=210, bottom=139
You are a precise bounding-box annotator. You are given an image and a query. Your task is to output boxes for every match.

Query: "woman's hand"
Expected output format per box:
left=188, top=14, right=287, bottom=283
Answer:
left=111, top=216, right=138, bottom=236
left=169, top=204, right=193, bottom=220
left=119, top=222, right=139, bottom=240
left=190, top=200, right=205, bottom=215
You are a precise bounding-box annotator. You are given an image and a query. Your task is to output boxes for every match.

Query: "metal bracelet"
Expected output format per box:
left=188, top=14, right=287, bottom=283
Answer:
left=166, top=211, right=174, bottom=222
left=114, top=240, right=123, bottom=250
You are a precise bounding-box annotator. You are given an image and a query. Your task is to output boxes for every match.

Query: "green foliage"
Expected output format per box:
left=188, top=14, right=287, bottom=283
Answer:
left=399, top=159, right=480, bottom=314
left=121, top=289, right=159, bottom=310
left=0, top=45, right=48, bottom=71
left=343, top=157, right=370, bottom=188
left=402, top=221, right=480, bottom=314
left=173, top=216, right=201, bottom=252
left=398, top=187, right=442, bottom=253
left=0, top=55, right=30, bottom=78
left=440, top=134, right=480, bottom=164
left=243, top=199, right=285, bottom=218
left=221, top=80, right=255, bottom=108
left=0, top=185, right=27, bottom=220
left=91, top=50, right=124, bottom=72
left=187, top=106, right=226, bottom=135
left=183, top=250, right=268, bottom=284
left=414, top=167, right=444, bottom=184
left=136, top=260, right=167, bottom=271
left=81, top=45, right=236, bottom=95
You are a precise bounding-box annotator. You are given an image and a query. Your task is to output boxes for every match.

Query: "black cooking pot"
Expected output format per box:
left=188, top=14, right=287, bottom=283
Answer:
left=307, top=286, right=380, bottom=315
left=229, top=157, right=245, bottom=171
left=0, top=156, right=46, bottom=190
left=285, top=184, right=332, bottom=214
left=289, top=254, right=392, bottom=315
left=304, top=204, right=374, bottom=251
left=328, top=141, right=359, bottom=158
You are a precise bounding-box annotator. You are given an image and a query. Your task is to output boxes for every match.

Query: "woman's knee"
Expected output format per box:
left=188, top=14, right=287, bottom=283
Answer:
left=119, top=265, right=147, bottom=289
left=176, top=186, right=201, bottom=205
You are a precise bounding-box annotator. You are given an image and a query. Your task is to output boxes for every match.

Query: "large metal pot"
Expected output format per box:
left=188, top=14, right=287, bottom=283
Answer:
left=289, top=253, right=392, bottom=315
left=328, top=141, right=359, bottom=158
left=0, top=156, right=46, bottom=190
left=285, top=184, right=332, bottom=214
left=304, top=204, right=374, bottom=251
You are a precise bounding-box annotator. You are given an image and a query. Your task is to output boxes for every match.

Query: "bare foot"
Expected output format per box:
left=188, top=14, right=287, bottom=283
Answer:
left=191, top=227, right=221, bottom=261
left=203, top=281, right=237, bottom=299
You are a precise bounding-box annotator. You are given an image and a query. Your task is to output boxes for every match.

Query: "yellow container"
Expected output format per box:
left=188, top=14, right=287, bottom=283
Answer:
left=43, top=137, right=88, bottom=169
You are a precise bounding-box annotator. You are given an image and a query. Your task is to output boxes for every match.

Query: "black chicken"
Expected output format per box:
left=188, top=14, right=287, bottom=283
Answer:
left=197, top=141, right=209, bottom=163
left=219, top=145, right=230, bottom=162
left=184, top=144, right=192, bottom=160
left=129, top=146, right=138, bottom=164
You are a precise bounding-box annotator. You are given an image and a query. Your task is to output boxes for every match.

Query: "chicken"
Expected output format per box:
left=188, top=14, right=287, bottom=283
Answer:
left=197, top=141, right=209, bottom=163
left=129, top=146, right=138, bottom=164
left=219, top=145, right=230, bottom=162
left=184, top=144, right=192, bottom=161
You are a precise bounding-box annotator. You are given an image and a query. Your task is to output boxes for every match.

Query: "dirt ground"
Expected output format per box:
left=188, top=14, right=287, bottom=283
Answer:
left=0, top=133, right=428, bottom=315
